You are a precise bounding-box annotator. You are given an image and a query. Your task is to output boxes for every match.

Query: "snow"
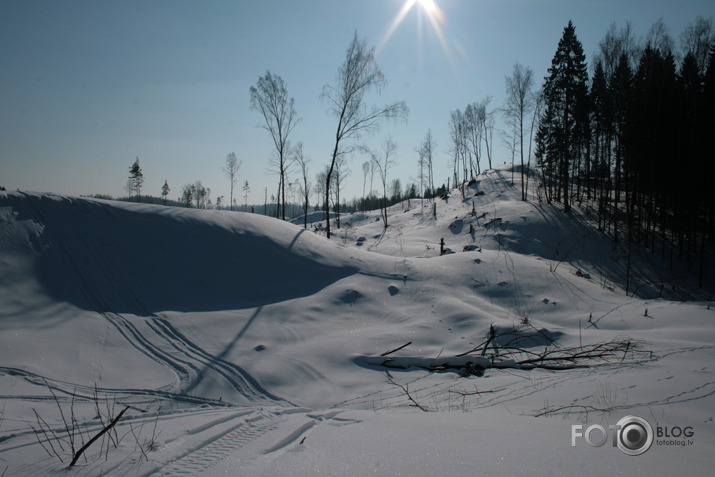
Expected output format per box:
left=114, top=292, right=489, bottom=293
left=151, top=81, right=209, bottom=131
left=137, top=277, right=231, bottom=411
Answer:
left=1, top=165, right=714, bottom=476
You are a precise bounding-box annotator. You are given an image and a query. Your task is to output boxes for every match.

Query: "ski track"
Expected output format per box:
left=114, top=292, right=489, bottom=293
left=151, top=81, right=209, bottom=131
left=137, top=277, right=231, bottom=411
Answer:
left=147, top=317, right=289, bottom=404
left=0, top=311, right=287, bottom=447
left=102, top=313, right=287, bottom=406
left=20, top=196, right=276, bottom=403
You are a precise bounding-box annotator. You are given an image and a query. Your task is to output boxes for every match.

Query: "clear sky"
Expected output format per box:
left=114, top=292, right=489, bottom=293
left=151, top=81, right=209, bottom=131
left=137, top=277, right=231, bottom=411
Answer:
left=1, top=0, right=713, bottom=206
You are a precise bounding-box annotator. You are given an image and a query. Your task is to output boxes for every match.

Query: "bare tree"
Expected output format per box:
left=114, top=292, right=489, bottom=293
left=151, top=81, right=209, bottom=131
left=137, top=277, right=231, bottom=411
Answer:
left=500, top=128, right=518, bottom=184
left=448, top=109, right=468, bottom=194
left=680, top=15, right=714, bottom=73
left=597, top=21, right=640, bottom=77
left=645, top=18, right=675, bottom=54
left=222, top=152, right=241, bottom=211
left=293, top=143, right=311, bottom=228
left=250, top=71, right=300, bottom=220
left=504, top=62, right=535, bottom=201
left=363, top=138, right=398, bottom=228
left=456, top=98, right=494, bottom=182
left=481, top=98, right=496, bottom=171
left=321, top=31, right=407, bottom=238
left=464, top=104, right=483, bottom=177
left=333, top=156, right=350, bottom=229
left=314, top=168, right=328, bottom=222
left=416, top=129, right=436, bottom=204
left=192, top=181, right=210, bottom=209
left=416, top=146, right=425, bottom=207
left=361, top=160, right=371, bottom=211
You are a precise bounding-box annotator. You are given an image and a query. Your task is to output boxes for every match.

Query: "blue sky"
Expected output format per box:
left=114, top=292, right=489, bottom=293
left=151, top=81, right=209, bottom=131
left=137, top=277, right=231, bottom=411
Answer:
left=1, top=0, right=713, bottom=206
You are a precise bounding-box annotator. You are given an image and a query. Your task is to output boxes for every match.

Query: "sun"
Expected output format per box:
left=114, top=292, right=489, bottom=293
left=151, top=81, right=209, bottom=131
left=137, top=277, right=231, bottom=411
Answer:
left=415, top=0, right=441, bottom=20
left=377, top=0, right=447, bottom=56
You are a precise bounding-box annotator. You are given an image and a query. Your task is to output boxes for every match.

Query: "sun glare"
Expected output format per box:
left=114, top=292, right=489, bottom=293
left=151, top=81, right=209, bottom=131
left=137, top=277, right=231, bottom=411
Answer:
left=377, top=0, right=453, bottom=66
left=416, top=0, right=442, bottom=21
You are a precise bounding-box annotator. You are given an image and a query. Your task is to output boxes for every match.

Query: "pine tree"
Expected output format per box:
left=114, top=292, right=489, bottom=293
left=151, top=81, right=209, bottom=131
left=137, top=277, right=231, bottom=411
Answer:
left=161, top=180, right=170, bottom=205
left=128, top=157, right=144, bottom=202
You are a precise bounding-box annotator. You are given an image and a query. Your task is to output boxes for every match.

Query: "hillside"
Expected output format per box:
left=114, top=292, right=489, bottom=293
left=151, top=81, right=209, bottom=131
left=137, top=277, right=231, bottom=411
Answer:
left=1, top=166, right=713, bottom=476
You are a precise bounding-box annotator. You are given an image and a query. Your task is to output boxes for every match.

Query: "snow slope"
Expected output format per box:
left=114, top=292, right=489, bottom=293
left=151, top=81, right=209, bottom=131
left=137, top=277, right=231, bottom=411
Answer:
left=1, top=166, right=714, bottom=476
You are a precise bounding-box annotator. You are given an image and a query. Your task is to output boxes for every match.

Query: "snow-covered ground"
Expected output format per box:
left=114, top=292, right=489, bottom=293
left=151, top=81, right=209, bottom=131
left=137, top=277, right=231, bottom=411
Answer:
left=1, top=165, right=713, bottom=476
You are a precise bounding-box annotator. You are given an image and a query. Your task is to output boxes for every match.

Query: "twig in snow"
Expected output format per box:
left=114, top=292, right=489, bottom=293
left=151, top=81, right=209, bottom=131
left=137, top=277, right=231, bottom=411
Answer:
left=380, top=341, right=412, bottom=357
left=69, top=406, right=129, bottom=467
left=534, top=404, right=609, bottom=417
left=387, top=377, right=429, bottom=412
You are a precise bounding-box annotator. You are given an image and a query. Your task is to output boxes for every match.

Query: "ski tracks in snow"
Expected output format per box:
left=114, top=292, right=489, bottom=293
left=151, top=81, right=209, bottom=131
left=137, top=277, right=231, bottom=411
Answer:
left=102, top=313, right=288, bottom=406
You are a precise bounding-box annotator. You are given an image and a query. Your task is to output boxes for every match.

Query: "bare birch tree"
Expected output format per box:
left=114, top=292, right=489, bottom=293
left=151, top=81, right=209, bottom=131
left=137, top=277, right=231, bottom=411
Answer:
left=504, top=62, right=535, bottom=201
left=481, top=98, right=496, bottom=171
left=250, top=71, right=299, bottom=220
left=321, top=31, right=407, bottom=238
left=362, top=138, right=398, bottom=229
left=680, top=15, right=714, bottom=73
left=361, top=160, right=371, bottom=211
left=449, top=109, right=468, bottom=194
left=416, top=129, right=436, bottom=203
left=293, top=143, right=311, bottom=229
left=222, top=152, right=241, bottom=211
left=333, top=156, right=350, bottom=229
left=464, top=104, right=483, bottom=177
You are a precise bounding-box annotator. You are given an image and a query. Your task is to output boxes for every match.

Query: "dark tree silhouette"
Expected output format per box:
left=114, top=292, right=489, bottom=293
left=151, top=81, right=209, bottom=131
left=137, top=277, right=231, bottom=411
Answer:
left=536, top=21, right=589, bottom=212
left=128, top=157, right=144, bottom=202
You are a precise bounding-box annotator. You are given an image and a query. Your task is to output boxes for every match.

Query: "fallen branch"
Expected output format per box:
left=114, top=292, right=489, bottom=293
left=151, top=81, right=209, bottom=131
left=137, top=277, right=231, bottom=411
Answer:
left=534, top=404, right=609, bottom=417
left=380, top=341, right=412, bottom=357
left=362, top=329, right=650, bottom=378
left=69, top=406, right=129, bottom=467
left=448, top=387, right=500, bottom=396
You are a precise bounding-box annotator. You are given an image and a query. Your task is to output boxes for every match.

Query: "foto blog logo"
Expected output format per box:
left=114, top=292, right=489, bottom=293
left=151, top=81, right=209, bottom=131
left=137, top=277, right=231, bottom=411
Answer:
left=572, top=415, right=653, bottom=455
left=572, top=415, right=695, bottom=455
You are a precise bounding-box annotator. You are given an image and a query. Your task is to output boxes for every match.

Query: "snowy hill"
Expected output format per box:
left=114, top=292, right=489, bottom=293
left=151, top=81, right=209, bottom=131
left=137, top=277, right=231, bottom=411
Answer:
left=1, top=167, right=714, bottom=476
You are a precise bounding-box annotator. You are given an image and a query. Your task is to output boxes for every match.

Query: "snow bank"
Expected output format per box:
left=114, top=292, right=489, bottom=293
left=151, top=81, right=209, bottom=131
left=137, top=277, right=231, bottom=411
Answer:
left=1, top=192, right=362, bottom=313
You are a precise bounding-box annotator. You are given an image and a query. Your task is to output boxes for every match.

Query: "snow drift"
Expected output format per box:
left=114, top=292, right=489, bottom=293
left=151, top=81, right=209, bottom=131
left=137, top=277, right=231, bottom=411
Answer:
left=1, top=192, right=358, bottom=313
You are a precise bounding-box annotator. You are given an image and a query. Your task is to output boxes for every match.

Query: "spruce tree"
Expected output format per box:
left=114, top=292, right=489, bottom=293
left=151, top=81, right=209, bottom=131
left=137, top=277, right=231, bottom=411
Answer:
left=538, top=21, right=589, bottom=212
left=161, top=180, right=170, bottom=205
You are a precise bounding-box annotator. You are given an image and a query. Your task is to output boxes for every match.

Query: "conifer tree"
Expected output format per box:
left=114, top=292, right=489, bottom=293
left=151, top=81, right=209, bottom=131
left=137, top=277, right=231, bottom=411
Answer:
left=537, top=21, right=589, bottom=212
left=609, top=52, right=633, bottom=243
left=590, top=59, right=611, bottom=230
left=128, top=157, right=144, bottom=202
left=161, top=180, right=170, bottom=205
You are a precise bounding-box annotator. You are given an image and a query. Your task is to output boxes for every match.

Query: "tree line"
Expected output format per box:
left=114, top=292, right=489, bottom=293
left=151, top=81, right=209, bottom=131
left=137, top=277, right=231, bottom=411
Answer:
left=533, top=17, right=714, bottom=288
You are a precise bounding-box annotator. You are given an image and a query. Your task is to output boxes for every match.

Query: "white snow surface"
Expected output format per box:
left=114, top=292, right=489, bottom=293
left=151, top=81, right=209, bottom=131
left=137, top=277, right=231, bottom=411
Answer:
left=1, top=165, right=714, bottom=476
